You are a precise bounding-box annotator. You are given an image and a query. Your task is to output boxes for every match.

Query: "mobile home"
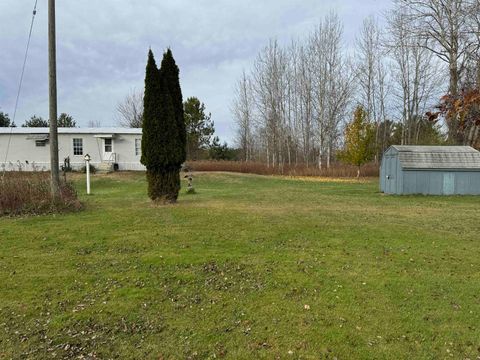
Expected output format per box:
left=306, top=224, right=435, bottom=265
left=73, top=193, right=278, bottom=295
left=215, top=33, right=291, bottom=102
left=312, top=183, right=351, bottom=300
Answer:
left=0, top=128, right=145, bottom=172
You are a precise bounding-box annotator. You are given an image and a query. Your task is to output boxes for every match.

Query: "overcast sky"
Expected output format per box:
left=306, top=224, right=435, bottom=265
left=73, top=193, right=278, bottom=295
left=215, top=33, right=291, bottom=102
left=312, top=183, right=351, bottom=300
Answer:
left=0, top=0, right=392, bottom=143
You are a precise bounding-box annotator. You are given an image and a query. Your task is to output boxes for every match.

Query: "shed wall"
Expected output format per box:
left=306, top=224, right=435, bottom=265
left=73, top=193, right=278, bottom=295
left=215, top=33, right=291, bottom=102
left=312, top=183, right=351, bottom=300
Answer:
left=396, top=156, right=403, bottom=194
left=402, top=170, right=480, bottom=195
left=453, top=172, right=480, bottom=195
left=380, top=146, right=480, bottom=195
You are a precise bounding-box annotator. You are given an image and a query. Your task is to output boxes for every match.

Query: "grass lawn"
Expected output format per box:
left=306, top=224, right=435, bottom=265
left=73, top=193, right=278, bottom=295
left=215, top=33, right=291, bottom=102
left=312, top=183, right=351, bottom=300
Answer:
left=0, top=172, right=479, bottom=359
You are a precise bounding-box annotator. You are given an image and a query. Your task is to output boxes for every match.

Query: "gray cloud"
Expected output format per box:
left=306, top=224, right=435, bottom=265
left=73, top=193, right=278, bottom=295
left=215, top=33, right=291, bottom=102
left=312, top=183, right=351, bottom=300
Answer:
left=0, top=0, right=392, bottom=142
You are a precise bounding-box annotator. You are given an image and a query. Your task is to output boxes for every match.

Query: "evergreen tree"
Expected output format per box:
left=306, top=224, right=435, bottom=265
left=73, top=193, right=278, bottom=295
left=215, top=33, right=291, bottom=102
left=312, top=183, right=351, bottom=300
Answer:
left=209, top=136, right=238, bottom=160
left=392, top=117, right=445, bottom=146
left=0, top=111, right=15, bottom=127
left=141, top=50, right=162, bottom=168
left=338, top=106, right=376, bottom=178
left=160, top=49, right=186, bottom=164
left=58, top=113, right=76, bottom=127
left=22, top=115, right=48, bottom=127
left=141, top=49, right=186, bottom=202
left=184, top=97, right=215, bottom=160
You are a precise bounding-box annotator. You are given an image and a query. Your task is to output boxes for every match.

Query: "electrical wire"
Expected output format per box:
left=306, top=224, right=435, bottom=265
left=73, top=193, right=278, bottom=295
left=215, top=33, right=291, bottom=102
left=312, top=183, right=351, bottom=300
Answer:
left=2, top=0, right=39, bottom=176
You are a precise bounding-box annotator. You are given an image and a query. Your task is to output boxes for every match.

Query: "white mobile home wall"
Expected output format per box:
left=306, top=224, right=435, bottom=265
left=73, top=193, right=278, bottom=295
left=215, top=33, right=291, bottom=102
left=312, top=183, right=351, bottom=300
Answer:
left=0, top=128, right=145, bottom=171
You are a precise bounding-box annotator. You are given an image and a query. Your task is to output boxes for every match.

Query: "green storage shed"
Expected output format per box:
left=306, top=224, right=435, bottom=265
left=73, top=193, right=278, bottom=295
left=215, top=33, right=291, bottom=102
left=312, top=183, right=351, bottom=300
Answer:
left=380, top=146, right=480, bottom=195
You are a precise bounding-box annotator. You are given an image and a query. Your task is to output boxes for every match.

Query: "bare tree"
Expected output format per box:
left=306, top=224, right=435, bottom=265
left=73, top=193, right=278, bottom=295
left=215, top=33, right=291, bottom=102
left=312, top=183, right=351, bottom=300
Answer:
left=251, top=40, right=289, bottom=167
left=400, top=0, right=477, bottom=142
left=231, top=5, right=478, bottom=167
left=116, top=89, right=144, bottom=128
left=232, top=12, right=354, bottom=168
left=460, top=0, right=480, bottom=146
left=463, top=0, right=480, bottom=88
left=401, top=0, right=475, bottom=94
left=310, top=13, right=354, bottom=168
left=87, top=119, right=102, bottom=127
left=356, top=16, right=383, bottom=122
left=295, top=42, right=315, bottom=167
left=232, top=71, right=254, bottom=161
left=355, top=16, right=392, bottom=158
left=387, top=4, right=444, bottom=145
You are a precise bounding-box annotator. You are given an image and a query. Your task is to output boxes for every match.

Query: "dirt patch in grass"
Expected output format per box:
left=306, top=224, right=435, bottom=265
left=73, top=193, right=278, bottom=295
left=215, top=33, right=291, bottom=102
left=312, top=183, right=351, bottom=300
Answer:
left=276, top=175, right=376, bottom=183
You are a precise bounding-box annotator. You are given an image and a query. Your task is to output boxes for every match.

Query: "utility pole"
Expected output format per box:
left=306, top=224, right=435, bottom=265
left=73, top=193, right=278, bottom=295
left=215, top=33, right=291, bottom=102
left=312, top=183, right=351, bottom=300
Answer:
left=48, top=0, right=60, bottom=197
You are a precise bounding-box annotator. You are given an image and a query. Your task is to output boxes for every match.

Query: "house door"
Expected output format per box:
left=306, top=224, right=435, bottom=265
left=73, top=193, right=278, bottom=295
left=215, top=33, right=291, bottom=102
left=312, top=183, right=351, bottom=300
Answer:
left=443, top=173, right=455, bottom=195
left=103, top=138, right=113, bottom=161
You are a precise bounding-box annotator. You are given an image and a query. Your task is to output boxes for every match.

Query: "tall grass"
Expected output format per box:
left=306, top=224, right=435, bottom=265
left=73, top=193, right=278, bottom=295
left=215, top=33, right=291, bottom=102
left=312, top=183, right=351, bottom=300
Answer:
left=186, top=160, right=379, bottom=178
left=0, top=172, right=81, bottom=217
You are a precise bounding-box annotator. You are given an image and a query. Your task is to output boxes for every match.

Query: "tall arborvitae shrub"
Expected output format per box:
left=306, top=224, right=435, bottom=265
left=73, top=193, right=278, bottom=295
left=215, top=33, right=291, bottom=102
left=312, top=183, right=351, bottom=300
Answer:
left=160, top=49, right=187, bottom=164
left=141, top=49, right=186, bottom=202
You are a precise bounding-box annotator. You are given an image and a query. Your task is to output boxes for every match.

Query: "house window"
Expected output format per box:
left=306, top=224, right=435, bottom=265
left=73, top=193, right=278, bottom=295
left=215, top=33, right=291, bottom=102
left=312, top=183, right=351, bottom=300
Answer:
left=104, top=138, right=112, bottom=153
left=135, top=139, right=141, bottom=156
left=35, top=140, right=47, bottom=147
left=73, top=138, right=83, bottom=155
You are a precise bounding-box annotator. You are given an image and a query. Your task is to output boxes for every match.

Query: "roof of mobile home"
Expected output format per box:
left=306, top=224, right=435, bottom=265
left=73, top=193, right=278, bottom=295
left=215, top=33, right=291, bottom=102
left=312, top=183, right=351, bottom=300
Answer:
left=0, top=127, right=142, bottom=135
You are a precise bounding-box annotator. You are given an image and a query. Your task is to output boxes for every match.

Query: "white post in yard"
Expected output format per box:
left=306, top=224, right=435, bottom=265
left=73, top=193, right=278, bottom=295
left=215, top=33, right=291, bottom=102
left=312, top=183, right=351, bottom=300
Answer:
left=84, top=154, right=91, bottom=195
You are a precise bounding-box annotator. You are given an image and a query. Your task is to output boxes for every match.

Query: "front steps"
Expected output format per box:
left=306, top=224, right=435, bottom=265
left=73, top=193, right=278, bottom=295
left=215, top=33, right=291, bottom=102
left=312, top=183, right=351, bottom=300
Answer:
left=96, top=162, right=114, bottom=173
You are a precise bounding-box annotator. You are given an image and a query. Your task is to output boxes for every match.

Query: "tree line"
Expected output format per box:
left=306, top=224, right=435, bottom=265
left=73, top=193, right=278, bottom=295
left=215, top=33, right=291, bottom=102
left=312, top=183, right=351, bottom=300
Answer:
left=2, top=96, right=234, bottom=161
left=116, top=90, right=238, bottom=160
left=0, top=112, right=76, bottom=128
left=232, top=0, right=480, bottom=167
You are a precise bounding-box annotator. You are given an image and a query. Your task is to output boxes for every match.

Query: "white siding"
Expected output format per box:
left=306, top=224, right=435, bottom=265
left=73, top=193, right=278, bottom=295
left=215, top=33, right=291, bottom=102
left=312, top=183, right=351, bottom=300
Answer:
left=0, top=130, right=146, bottom=171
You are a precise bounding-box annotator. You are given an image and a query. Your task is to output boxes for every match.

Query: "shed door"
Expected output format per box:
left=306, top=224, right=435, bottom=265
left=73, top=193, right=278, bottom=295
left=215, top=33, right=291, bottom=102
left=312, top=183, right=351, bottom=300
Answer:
left=443, top=173, right=455, bottom=195
left=385, top=157, right=391, bottom=193
left=385, top=155, right=395, bottom=194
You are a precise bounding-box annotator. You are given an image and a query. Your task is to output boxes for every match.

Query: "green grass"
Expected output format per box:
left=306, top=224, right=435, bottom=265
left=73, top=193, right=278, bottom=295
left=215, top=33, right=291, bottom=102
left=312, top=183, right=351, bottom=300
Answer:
left=0, top=172, right=479, bottom=359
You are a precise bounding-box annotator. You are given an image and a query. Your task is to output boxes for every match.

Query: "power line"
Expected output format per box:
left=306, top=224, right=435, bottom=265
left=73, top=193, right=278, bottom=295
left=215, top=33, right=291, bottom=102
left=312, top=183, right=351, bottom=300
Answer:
left=2, top=0, right=39, bottom=176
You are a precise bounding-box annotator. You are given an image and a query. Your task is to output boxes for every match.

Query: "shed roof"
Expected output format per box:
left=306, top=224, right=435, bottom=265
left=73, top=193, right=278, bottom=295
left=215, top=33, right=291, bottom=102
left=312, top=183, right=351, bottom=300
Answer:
left=389, top=145, right=480, bottom=170
left=0, top=127, right=142, bottom=135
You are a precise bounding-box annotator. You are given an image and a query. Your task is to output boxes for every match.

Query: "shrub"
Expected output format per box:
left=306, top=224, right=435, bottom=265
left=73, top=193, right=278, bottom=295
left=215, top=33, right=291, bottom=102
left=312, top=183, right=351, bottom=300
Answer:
left=61, top=156, right=72, bottom=172
left=0, top=172, right=82, bottom=217
left=185, top=161, right=379, bottom=178
left=185, top=186, right=196, bottom=194
left=208, top=137, right=239, bottom=160
left=80, top=164, right=96, bottom=174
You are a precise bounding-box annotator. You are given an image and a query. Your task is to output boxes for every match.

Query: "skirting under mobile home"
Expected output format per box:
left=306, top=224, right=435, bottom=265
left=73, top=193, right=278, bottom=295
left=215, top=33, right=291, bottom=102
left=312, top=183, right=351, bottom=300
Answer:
left=0, top=128, right=145, bottom=172
left=380, top=145, right=480, bottom=195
